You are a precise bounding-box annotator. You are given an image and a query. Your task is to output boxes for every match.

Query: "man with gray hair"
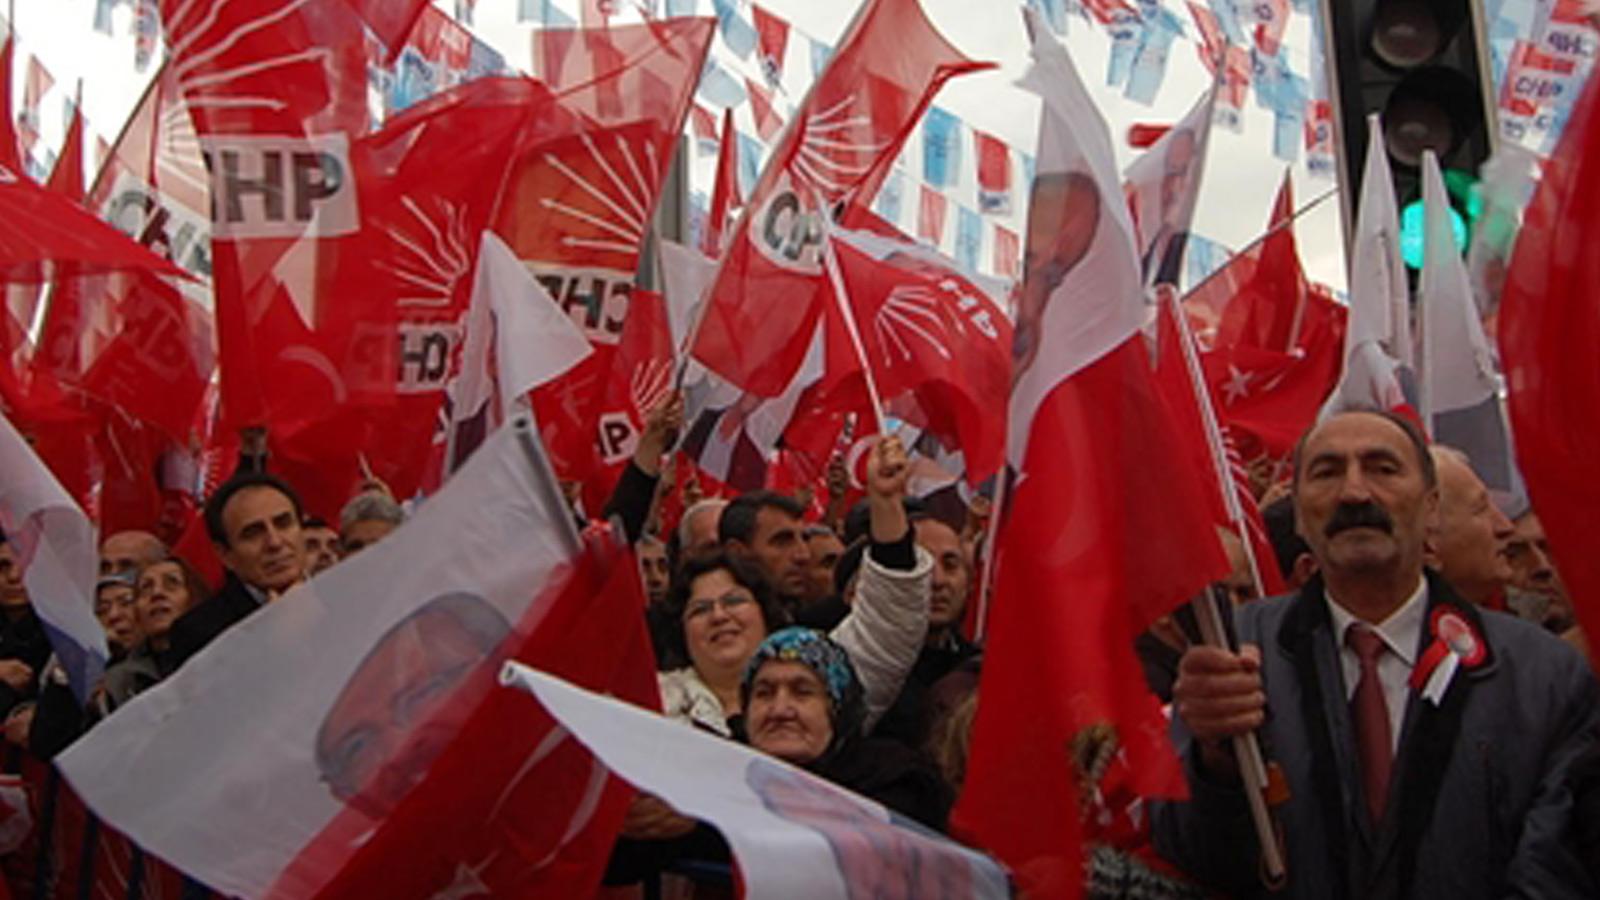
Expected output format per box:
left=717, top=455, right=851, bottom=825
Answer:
left=677, top=498, right=728, bottom=560
left=339, top=492, right=405, bottom=557
left=1426, top=445, right=1515, bottom=610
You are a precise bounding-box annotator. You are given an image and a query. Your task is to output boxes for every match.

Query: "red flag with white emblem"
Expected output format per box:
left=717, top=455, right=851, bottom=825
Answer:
left=690, top=0, right=991, bottom=399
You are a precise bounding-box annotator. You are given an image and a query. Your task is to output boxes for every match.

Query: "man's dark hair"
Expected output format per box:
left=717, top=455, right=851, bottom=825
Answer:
left=204, top=471, right=305, bottom=547
left=302, top=516, right=330, bottom=530
left=660, top=550, right=787, bottom=666
left=1261, top=495, right=1309, bottom=582
left=841, top=495, right=927, bottom=546
left=719, top=491, right=807, bottom=545
left=1291, top=408, right=1437, bottom=490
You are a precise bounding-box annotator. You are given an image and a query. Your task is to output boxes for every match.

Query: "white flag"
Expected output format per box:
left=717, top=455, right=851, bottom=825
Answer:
left=500, top=663, right=1010, bottom=900
left=1123, top=80, right=1217, bottom=287
left=59, top=417, right=582, bottom=899
left=1327, top=114, right=1414, bottom=416
left=443, top=231, right=592, bottom=475
left=1418, top=150, right=1521, bottom=501
left=0, top=413, right=106, bottom=702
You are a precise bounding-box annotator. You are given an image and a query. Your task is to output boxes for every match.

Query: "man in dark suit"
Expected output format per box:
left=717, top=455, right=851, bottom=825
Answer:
left=168, top=471, right=307, bottom=667
left=1155, top=409, right=1598, bottom=898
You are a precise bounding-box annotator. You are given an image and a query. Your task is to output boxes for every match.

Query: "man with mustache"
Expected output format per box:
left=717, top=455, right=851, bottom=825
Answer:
left=1155, top=410, right=1599, bottom=899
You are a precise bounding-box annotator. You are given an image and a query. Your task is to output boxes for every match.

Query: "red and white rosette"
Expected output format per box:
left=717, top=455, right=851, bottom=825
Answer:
left=1409, top=607, right=1487, bottom=706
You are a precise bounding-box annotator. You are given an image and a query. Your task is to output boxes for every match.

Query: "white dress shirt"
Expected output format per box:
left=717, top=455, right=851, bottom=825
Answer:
left=1325, top=577, right=1428, bottom=753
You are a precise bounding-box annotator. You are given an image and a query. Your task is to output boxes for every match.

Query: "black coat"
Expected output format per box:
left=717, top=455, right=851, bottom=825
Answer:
left=0, top=608, right=54, bottom=717
left=166, top=573, right=262, bottom=669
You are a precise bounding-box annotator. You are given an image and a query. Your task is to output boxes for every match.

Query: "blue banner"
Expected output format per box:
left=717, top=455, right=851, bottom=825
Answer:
left=955, top=205, right=983, bottom=272
left=519, top=0, right=575, bottom=24
left=875, top=168, right=907, bottom=226
left=1028, top=0, right=1070, bottom=35
left=810, top=38, right=833, bottom=77
left=1125, top=8, right=1183, bottom=105
left=711, top=0, right=758, bottom=59
left=737, top=132, right=764, bottom=198
left=923, top=106, right=962, bottom=189
left=698, top=58, right=748, bottom=108
left=1106, top=9, right=1144, bottom=88
left=666, top=0, right=698, bottom=14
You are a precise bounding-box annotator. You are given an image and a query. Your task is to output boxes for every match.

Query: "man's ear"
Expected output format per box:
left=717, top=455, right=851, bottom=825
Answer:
left=724, top=538, right=749, bottom=558
left=1291, top=553, right=1317, bottom=589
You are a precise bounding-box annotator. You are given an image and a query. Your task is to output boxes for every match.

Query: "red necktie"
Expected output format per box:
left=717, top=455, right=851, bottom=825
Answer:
left=1347, top=623, right=1393, bottom=825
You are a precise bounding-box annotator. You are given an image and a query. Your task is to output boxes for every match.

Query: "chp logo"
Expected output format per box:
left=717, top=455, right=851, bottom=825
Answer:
left=200, top=133, right=359, bottom=240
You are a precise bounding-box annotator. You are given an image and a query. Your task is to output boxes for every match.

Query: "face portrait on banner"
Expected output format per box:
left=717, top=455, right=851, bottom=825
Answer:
left=1013, top=171, right=1102, bottom=382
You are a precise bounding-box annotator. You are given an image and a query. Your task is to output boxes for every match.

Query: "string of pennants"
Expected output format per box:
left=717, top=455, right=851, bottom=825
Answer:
left=41, top=0, right=1600, bottom=284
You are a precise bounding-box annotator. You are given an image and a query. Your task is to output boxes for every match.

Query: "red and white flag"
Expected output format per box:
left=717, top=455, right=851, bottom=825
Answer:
left=0, top=36, right=21, bottom=174
left=746, top=76, right=785, bottom=142
left=60, top=416, right=658, bottom=899
left=975, top=129, right=1012, bottom=215
left=1124, top=81, right=1216, bottom=287
left=752, top=4, right=790, bottom=88
left=918, top=184, right=949, bottom=245
left=1213, top=171, right=1309, bottom=353
left=439, top=231, right=593, bottom=480
left=1499, top=65, right=1600, bottom=651
left=690, top=0, right=991, bottom=399
left=953, top=11, right=1230, bottom=893
left=19, top=54, right=52, bottom=153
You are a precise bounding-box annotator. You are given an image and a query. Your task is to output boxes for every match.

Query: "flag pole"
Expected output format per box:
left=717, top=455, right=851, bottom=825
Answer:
left=815, top=210, right=888, bottom=435
left=972, top=462, right=1008, bottom=643
left=1166, top=287, right=1288, bottom=887
left=1180, top=186, right=1338, bottom=305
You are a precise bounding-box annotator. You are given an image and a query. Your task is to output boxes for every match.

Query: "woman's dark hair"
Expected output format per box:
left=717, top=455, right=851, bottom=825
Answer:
left=659, top=550, right=786, bottom=669
left=134, top=556, right=214, bottom=615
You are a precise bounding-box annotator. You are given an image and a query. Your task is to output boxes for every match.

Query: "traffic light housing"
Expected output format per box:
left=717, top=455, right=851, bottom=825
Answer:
left=1322, top=0, right=1497, bottom=262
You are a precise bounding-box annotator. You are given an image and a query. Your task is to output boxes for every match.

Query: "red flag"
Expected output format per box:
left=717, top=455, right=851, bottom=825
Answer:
left=585, top=288, right=676, bottom=510
left=497, top=20, right=715, bottom=492
left=974, top=129, right=1012, bottom=215
left=1214, top=172, right=1309, bottom=353
left=342, top=0, right=434, bottom=62
left=0, top=36, right=21, bottom=174
left=993, top=224, right=1019, bottom=279
left=690, top=0, right=992, bottom=398
left=45, top=101, right=84, bottom=202
left=752, top=4, right=790, bottom=87
left=953, top=15, right=1229, bottom=894
left=703, top=108, right=743, bottom=257
left=824, top=226, right=1013, bottom=484
left=917, top=184, right=948, bottom=244
left=745, top=76, right=785, bottom=142
left=1186, top=2, right=1226, bottom=71
left=1153, top=287, right=1286, bottom=597
left=1499, top=69, right=1600, bottom=651
left=157, top=0, right=377, bottom=433
left=690, top=103, right=719, bottom=155
left=1201, top=305, right=1344, bottom=460
left=19, top=55, right=51, bottom=153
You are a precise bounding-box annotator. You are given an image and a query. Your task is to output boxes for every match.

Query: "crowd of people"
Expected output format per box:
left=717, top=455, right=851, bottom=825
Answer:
left=0, top=394, right=1595, bottom=898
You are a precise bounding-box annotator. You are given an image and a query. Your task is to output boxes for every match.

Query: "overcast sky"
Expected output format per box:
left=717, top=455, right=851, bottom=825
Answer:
left=13, top=0, right=1350, bottom=289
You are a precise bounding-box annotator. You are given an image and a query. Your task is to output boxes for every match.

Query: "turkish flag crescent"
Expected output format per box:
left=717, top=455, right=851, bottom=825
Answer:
left=1499, top=69, right=1600, bottom=652
left=953, top=12, right=1229, bottom=896
left=691, top=0, right=992, bottom=398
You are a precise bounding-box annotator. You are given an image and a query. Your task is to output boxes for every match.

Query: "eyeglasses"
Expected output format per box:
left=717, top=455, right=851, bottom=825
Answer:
left=683, top=591, right=753, bottom=622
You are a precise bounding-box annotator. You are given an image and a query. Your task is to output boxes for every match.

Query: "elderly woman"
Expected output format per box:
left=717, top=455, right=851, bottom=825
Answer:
left=655, top=436, right=932, bottom=739
left=99, top=557, right=211, bottom=713
left=742, top=627, right=950, bottom=829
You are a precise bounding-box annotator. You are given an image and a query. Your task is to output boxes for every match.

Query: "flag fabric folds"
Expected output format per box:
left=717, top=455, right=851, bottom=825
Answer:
left=1124, top=82, right=1216, bottom=287
left=1417, top=151, right=1519, bottom=502
left=690, top=0, right=991, bottom=399
left=1499, top=65, right=1600, bottom=654
left=953, top=11, right=1230, bottom=896
left=0, top=412, right=108, bottom=704
left=1326, top=114, right=1415, bottom=418
left=60, top=417, right=656, bottom=899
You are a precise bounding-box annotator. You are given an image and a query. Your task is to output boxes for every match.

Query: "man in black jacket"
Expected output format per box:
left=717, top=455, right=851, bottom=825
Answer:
left=0, top=536, right=53, bottom=720
left=168, top=471, right=307, bottom=667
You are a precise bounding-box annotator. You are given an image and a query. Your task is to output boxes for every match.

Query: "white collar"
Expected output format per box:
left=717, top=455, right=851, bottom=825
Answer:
left=1325, top=576, right=1428, bottom=666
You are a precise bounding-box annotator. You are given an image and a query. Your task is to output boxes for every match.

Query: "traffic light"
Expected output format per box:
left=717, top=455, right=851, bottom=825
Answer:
left=1322, top=0, right=1496, bottom=263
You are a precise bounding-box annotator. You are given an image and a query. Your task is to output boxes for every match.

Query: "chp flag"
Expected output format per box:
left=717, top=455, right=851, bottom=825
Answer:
left=689, top=0, right=993, bottom=400
left=59, top=416, right=658, bottom=899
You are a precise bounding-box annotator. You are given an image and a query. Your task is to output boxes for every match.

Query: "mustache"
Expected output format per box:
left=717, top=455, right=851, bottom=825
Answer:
left=1326, top=502, right=1393, bottom=537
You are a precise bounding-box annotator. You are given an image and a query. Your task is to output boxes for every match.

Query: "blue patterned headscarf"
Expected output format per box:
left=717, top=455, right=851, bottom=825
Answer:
left=741, top=627, right=866, bottom=744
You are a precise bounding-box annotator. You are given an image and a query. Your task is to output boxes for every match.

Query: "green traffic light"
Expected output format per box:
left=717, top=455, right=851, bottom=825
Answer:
left=1398, top=198, right=1467, bottom=269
